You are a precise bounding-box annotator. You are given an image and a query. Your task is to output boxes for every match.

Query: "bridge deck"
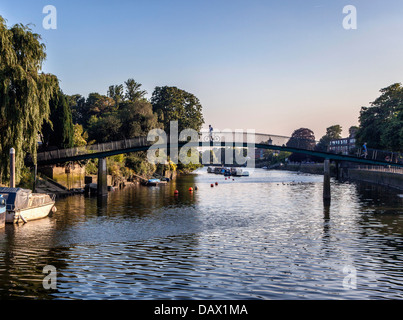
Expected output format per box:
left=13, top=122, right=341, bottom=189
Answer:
left=34, top=133, right=403, bottom=168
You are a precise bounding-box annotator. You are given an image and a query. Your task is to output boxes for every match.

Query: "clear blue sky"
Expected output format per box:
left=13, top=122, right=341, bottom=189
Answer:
left=1, top=0, right=403, bottom=138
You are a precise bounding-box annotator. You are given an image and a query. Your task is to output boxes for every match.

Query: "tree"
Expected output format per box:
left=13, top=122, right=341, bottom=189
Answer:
left=151, top=86, right=204, bottom=133
left=356, top=83, right=403, bottom=152
left=286, top=128, right=316, bottom=162
left=119, top=99, right=162, bottom=138
left=125, top=78, right=147, bottom=102
left=41, top=89, right=74, bottom=149
left=0, top=17, right=58, bottom=182
left=73, top=124, right=88, bottom=147
left=67, top=94, right=86, bottom=125
left=107, top=84, right=124, bottom=108
left=87, top=114, right=122, bottom=143
left=315, top=125, right=342, bottom=152
left=69, top=93, right=115, bottom=127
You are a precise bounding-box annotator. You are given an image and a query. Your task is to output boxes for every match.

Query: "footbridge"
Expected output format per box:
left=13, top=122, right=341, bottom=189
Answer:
left=34, top=132, right=403, bottom=199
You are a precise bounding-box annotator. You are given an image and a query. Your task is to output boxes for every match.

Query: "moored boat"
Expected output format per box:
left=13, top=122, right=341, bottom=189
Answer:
left=146, top=178, right=161, bottom=186
left=0, top=195, right=5, bottom=228
left=0, top=187, right=56, bottom=224
left=234, top=168, right=250, bottom=176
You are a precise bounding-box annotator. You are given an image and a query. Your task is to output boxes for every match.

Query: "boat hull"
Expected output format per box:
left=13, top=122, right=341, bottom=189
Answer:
left=6, top=203, right=55, bottom=224
left=0, top=208, right=5, bottom=228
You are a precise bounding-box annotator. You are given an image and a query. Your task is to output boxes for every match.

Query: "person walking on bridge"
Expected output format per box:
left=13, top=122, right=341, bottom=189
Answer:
left=362, top=142, right=368, bottom=159
left=209, top=125, right=213, bottom=142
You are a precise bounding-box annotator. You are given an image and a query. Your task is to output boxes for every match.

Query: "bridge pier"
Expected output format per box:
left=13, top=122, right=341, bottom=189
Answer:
left=323, top=159, right=331, bottom=205
left=97, top=157, right=108, bottom=196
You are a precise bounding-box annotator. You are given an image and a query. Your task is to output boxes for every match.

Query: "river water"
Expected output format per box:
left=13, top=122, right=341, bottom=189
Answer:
left=0, top=168, right=402, bottom=300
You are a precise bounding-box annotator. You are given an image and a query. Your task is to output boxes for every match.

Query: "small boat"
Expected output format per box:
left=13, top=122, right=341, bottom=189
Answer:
left=234, top=169, right=250, bottom=177
left=0, top=187, right=56, bottom=224
left=207, top=167, right=213, bottom=173
left=0, top=195, right=6, bottom=228
left=146, top=178, right=161, bottom=186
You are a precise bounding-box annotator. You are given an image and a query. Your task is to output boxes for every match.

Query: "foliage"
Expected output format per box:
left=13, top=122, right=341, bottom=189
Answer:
left=118, top=99, right=162, bottom=138
left=125, top=152, right=156, bottom=177
left=107, top=84, right=124, bottom=108
left=41, top=89, right=74, bottom=149
left=73, top=124, right=88, bottom=147
left=356, top=83, right=403, bottom=152
left=0, top=17, right=58, bottom=182
left=315, top=125, right=343, bottom=152
left=125, top=78, right=147, bottom=102
left=286, top=128, right=316, bottom=162
left=151, top=86, right=204, bottom=133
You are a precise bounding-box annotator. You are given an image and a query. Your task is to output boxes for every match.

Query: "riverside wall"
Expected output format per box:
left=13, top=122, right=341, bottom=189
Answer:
left=275, top=162, right=403, bottom=191
left=347, top=169, right=403, bottom=191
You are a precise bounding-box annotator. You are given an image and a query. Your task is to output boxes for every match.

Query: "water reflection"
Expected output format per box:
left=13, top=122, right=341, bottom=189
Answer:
left=0, top=169, right=402, bottom=299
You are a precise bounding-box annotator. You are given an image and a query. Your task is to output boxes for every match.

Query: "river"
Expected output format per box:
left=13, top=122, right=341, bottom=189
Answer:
left=0, top=168, right=402, bottom=299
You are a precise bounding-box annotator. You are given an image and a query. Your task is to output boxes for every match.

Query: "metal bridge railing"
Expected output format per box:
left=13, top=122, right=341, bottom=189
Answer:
left=36, top=131, right=403, bottom=166
left=37, top=136, right=149, bottom=163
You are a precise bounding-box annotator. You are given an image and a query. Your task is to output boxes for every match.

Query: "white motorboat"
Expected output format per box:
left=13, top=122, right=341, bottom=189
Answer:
left=234, top=168, right=250, bottom=176
left=0, top=187, right=56, bottom=224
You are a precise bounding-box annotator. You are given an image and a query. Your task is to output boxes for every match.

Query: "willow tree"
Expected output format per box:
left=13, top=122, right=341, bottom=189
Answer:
left=0, top=17, right=58, bottom=183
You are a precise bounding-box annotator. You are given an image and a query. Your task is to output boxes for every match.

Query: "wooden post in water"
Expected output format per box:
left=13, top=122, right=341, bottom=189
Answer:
left=33, top=164, right=37, bottom=192
left=10, top=148, right=15, bottom=188
left=97, top=157, right=108, bottom=196
left=323, top=159, right=331, bottom=204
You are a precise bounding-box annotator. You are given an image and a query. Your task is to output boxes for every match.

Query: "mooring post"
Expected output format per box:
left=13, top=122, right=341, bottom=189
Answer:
left=335, top=161, right=340, bottom=181
left=97, top=157, right=108, bottom=196
left=323, top=159, right=331, bottom=204
left=10, top=148, right=15, bottom=188
left=33, top=164, right=37, bottom=192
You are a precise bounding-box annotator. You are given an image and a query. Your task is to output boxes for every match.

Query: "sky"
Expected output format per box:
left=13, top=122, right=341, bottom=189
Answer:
left=1, top=0, right=403, bottom=138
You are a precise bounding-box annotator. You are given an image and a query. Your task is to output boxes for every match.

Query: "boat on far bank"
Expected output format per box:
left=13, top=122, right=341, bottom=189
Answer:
left=0, top=187, right=56, bottom=224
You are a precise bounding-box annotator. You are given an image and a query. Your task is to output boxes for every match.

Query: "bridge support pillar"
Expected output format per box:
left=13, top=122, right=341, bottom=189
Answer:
left=323, top=159, right=331, bottom=205
left=97, top=157, right=108, bottom=196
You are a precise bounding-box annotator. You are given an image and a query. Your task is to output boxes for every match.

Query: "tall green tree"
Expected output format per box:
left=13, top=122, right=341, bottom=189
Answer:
left=107, top=84, right=124, bottom=108
left=151, top=86, right=204, bottom=133
left=125, top=78, right=147, bottom=102
left=356, top=83, right=403, bottom=151
left=41, top=89, right=74, bottom=149
left=0, top=17, right=58, bottom=182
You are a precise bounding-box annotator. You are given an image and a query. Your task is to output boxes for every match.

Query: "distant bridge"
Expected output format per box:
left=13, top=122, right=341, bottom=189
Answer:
left=33, top=132, right=403, bottom=198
